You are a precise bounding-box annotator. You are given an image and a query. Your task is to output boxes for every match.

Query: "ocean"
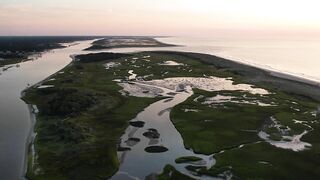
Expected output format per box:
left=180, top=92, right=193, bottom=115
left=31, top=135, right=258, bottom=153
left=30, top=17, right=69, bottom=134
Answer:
left=157, top=36, right=320, bottom=83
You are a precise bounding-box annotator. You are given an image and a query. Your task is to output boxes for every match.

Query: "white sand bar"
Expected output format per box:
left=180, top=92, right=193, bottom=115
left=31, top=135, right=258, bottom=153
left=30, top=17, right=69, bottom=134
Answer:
left=139, top=77, right=269, bottom=95
left=158, top=61, right=184, bottom=66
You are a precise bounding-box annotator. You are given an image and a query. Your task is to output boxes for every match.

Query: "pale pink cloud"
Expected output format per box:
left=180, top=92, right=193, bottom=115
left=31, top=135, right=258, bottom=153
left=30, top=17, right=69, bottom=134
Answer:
left=0, top=0, right=319, bottom=36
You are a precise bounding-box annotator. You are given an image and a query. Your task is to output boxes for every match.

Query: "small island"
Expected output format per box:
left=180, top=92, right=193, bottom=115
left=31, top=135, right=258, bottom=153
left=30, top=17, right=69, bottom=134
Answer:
left=84, top=36, right=177, bottom=51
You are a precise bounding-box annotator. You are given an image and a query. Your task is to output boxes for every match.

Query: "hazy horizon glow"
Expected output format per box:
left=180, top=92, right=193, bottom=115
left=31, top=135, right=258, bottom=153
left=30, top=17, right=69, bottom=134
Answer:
left=1, top=0, right=320, bottom=36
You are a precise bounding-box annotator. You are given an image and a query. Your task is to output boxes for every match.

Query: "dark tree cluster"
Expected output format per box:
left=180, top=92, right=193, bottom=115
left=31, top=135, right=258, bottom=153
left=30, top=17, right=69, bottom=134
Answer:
left=75, top=52, right=131, bottom=63
left=39, top=88, right=97, bottom=116
left=0, top=36, right=99, bottom=59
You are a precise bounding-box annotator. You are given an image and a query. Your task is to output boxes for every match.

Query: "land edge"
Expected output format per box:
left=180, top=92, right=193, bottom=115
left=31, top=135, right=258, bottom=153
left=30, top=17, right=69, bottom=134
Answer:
left=20, top=50, right=320, bottom=179
left=20, top=54, right=77, bottom=180
left=152, top=51, right=320, bottom=87
left=0, top=44, right=68, bottom=68
left=0, top=42, right=84, bottom=71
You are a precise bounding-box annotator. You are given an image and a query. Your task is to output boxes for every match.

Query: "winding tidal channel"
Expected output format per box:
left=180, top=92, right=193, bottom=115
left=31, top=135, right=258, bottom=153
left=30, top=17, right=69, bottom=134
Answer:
left=112, top=67, right=270, bottom=179
left=112, top=84, right=214, bottom=180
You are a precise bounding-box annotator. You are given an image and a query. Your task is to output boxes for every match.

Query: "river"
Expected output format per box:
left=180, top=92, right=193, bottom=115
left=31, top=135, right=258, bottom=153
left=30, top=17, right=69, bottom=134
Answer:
left=0, top=40, right=101, bottom=180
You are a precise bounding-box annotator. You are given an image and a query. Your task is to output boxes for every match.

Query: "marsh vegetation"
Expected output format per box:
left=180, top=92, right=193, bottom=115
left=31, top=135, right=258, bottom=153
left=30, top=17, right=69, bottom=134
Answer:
left=24, top=49, right=320, bottom=179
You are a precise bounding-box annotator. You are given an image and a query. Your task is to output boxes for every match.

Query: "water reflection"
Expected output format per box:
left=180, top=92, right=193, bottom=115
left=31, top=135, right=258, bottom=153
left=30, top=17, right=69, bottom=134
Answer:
left=0, top=39, right=100, bottom=180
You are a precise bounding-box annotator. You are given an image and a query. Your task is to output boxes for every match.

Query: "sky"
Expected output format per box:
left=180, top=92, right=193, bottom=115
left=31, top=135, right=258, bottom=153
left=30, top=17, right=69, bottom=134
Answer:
left=0, top=0, right=320, bottom=36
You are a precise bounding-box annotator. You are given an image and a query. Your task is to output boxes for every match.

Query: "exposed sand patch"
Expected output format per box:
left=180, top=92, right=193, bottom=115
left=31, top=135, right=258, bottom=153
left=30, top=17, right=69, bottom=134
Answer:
left=258, top=116, right=312, bottom=151
left=139, top=77, right=269, bottom=95
left=37, top=85, right=54, bottom=89
left=258, top=131, right=311, bottom=152
left=183, top=109, right=200, bottom=112
left=158, top=61, right=184, bottom=66
left=128, top=70, right=137, bottom=80
left=203, top=94, right=275, bottom=107
left=118, top=82, right=163, bottom=98
left=104, top=62, right=120, bottom=69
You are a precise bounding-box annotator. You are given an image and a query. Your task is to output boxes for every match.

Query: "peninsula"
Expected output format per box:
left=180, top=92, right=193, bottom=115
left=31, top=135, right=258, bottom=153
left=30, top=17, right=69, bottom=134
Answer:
left=23, top=37, right=320, bottom=180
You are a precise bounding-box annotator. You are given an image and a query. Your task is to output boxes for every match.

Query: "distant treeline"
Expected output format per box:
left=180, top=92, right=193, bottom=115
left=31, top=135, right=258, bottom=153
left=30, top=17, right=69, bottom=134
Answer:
left=0, top=36, right=100, bottom=59
left=75, top=52, right=132, bottom=63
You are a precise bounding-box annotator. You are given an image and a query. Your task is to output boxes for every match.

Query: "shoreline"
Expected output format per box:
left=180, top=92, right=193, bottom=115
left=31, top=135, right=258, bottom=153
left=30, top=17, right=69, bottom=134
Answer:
left=212, top=53, right=320, bottom=87
left=20, top=54, right=77, bottom=180
left=155, top=37, right=320, bottom=87
left=268, top=70, right=320, bottom=87
left=149, top=51, right=320, bottom=101
left=22, top=104, right=37, bottom=180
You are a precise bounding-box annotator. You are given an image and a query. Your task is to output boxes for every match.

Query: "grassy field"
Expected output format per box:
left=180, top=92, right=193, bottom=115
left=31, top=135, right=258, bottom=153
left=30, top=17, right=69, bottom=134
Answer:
left=23, top=51, right=320, bottom=179
left=170, top=82, right=320, bottom=178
